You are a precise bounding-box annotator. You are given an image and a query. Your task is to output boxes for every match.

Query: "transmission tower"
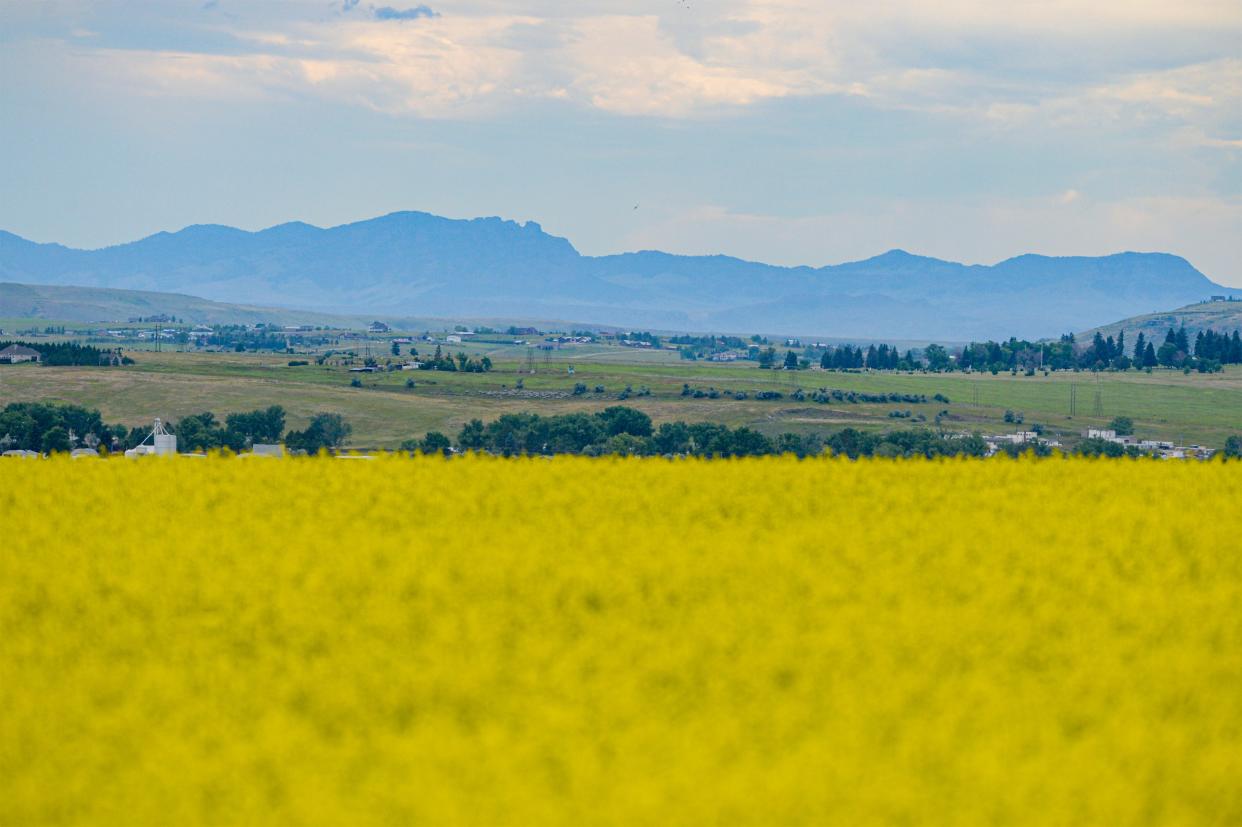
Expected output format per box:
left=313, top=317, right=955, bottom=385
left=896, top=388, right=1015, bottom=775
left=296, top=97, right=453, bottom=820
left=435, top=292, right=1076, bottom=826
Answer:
left=1093, top=378, right=1104, bottom=417
left=525, top=347, right=536, bottom=374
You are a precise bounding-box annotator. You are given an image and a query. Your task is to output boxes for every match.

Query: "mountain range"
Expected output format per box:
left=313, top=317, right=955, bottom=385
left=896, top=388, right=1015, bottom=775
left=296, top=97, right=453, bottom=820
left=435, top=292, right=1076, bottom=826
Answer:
left=1, top=212, right=1233, bottom=340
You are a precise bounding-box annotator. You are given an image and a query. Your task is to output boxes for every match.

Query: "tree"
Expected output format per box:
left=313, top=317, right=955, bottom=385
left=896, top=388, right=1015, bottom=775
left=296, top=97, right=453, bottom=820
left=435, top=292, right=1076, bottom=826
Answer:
left=782, top=349, right=799, bottom=370
left=758, top=346, right=777, bottom=369
left=597, top=406, right=653, bottom=438
left=285, top=413, right=351, bottom=453
left=1225, top=436, right=1241, bottom=459
left=40, top=426, right=71, bottom=454
left=173, top=412, right=231, bottom=452
left=225, top=406, right=286, bottom=446
left=1175, top=326, right=1190, bottom=355
left=419, top=431, right=451, bottom=454
left=924, top=344, right=950, bottom=371
left=391, top=341, right=401, bottom=357
left=1157, top=341, right=1179, bottom=367
left=1108, top=416, right=1134, bottom=436
left=456, top=419, right=486, bottom=450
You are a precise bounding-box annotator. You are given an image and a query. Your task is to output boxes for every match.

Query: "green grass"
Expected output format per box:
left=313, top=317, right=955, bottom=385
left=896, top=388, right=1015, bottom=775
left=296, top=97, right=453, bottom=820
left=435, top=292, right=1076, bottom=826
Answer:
left=2, top=345, right=1239, bottom=449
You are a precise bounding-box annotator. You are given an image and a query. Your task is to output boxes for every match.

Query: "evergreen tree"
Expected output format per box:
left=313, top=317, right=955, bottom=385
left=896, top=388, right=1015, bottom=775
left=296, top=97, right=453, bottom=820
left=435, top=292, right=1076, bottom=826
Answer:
left=1175, top=326, right=1190, bottom=355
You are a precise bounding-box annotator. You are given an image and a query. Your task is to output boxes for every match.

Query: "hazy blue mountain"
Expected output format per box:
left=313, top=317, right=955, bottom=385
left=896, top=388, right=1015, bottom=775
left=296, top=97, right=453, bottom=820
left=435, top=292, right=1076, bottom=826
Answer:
left=1, top=213, right=1231, bottom=340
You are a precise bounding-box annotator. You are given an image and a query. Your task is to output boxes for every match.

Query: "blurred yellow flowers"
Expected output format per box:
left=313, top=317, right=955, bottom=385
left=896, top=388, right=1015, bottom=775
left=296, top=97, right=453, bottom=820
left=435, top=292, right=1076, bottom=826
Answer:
left=2, top=455, right=1240, bottom=825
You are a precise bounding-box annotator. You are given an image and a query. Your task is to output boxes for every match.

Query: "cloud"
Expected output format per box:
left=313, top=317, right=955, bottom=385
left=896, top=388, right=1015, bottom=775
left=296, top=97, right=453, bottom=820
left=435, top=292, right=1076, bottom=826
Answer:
left=9, top=0, right=1238, bottom=123
left=373, top=5, right=438, bottom=22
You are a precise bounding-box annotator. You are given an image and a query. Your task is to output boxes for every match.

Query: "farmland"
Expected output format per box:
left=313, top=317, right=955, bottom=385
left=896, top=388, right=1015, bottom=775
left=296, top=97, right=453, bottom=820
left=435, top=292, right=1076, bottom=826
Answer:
left=2, top=340, right=1240, bottom=449
left=2, top=455, right=1240, bottom=825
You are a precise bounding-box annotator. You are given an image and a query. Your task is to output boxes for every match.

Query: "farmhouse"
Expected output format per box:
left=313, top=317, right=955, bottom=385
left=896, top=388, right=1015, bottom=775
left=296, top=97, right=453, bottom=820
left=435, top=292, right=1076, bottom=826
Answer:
left=0, top=344, right=41, bottom=364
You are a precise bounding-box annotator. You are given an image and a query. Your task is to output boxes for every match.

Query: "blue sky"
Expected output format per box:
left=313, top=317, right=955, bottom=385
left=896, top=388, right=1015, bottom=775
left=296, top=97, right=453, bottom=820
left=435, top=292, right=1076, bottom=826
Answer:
left=1, top=0, right=1239, bottom=285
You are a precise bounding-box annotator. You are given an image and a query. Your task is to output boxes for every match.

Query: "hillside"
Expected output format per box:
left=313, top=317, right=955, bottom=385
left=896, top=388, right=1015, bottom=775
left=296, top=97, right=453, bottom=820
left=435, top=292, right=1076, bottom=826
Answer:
left=2, top=213, right=1234, bottom=340
left=1080, top=300, right=1242, bottom=344
left=0, top=282, right=359, bottom=327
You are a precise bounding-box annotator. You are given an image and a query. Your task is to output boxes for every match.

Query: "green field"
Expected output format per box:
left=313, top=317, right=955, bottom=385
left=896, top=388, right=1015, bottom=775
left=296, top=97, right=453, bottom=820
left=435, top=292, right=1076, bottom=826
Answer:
left=4, top=336, right=1240, bottom=450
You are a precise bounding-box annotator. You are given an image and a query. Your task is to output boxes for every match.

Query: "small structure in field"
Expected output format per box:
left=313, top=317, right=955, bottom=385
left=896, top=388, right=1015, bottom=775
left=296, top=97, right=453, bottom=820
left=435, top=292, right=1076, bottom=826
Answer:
left=125, top=419, right=178, bottom=457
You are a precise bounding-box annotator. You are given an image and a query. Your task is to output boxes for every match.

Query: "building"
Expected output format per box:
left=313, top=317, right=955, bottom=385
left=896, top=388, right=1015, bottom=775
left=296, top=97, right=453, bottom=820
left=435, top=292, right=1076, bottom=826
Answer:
left=368, top=321, right=391, bottom=333
left=124, top=419, right=177, bottom=457
left=1210, top=295, right=1227, bottom=302
left=0, top=344, right=41, bottom=364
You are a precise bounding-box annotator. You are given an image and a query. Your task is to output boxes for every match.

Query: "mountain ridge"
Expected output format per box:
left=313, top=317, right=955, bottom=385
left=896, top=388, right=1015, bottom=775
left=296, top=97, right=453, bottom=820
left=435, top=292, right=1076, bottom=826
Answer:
left=1, top=211, right=1232, bottom=340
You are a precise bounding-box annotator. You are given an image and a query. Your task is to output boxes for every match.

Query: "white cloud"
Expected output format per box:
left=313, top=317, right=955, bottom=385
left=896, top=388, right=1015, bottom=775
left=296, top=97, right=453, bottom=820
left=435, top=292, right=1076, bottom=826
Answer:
left=16, top=0, right=1238, bottom=121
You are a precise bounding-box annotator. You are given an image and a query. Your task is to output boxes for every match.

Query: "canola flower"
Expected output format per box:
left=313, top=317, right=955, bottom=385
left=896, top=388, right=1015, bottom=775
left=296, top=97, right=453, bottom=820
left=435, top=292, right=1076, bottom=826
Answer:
left=2, top=454, right=1241, bottom=826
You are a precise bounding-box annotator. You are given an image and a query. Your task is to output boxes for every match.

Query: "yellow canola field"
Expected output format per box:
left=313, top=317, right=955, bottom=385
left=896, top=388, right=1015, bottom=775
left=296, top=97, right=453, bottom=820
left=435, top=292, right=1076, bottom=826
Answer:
left=2, top=455, right=1241, bottom=826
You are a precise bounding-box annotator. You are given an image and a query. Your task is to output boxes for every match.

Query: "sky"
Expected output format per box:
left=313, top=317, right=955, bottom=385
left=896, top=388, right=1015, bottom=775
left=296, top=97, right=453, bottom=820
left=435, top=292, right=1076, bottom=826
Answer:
left=1, top=0, right=1239, bottom=285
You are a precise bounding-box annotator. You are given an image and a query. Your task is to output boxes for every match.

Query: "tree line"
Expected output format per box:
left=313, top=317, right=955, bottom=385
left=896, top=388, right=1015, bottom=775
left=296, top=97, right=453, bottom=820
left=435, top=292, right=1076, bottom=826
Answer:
left=0, top=403, right=350, bottom=455
left=7, top=401, right=1241, bottom=459
left=959, top=326, right=1241, bottom=373
left=0, top=341, right=131, bottom=367
left=169, top=407, right=352, bottom=454
left=748, top=326, right=1242, bottom=375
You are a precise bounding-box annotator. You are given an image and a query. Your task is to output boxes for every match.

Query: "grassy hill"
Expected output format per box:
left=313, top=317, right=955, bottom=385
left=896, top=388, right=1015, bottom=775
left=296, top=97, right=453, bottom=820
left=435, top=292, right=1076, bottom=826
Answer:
left=0, top=282, right=362, bottom=327
left=0, top=281, right=566, bottom=332
left=1081, top=300, right=1242, bottom=343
